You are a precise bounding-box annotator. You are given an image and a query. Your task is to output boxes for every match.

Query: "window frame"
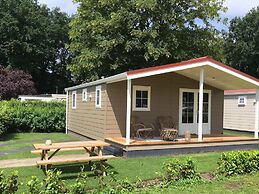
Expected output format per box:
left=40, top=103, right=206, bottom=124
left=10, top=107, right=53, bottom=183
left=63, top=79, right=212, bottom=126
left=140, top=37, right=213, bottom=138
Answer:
left=238, top=96, right=247, bottom=106
left=95, top=85, right=102, bottom=108
left=132, top=85, right=151, bottom=111
left=72, top=91, right=77, bottom=109
left=82, top=88, right=88, bottom=102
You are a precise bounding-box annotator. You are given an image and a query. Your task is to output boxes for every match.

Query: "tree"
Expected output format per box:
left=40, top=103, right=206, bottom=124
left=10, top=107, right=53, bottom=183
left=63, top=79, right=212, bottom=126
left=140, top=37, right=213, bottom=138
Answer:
left=0, top=0, right=72, bottom=93
left=0, top=68, right=36, bottom=100
left=69, top=0, right=226, bottom=82
left=224, top=7, right=259, bottom=78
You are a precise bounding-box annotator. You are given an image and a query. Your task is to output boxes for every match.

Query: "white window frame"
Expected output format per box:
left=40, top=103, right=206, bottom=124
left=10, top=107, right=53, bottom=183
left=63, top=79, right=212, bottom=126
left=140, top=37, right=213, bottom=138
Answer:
left=82, top=88, right=87, bottom=102
left=132, top=85, right=151, bottom=111
left=95, top=85, right=102, bottom=108
left=72, top=91, right=77, bottom=109
left=238, top=96, right=247, bottom=105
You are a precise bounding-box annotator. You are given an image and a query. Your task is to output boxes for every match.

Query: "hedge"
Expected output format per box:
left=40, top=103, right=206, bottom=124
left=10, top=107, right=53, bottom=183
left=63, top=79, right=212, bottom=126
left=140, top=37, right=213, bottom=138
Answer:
left=0, top=99, right=65, bottom=135
left=217, top=150, right=259, bottom=176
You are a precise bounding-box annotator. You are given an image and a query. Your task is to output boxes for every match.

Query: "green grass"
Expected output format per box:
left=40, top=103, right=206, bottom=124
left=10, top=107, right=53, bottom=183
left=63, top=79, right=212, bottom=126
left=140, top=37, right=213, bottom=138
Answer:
left=0, top=133, right=79, bottom=160
left=137, top=173, right=259, bottom=194
left=223, top=129, right=254, bottom=137
left=0, top=131, right=257, bottom=193
left=1, top=151, right=222, bottom=193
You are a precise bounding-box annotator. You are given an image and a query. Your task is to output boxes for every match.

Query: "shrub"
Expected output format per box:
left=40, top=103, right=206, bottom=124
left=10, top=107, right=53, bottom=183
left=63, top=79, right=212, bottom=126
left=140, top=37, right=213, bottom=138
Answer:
left=0, top=171, right=19, bottom=194
left=0, top=99, right=65, bottom=134
left=0, top=68, right=36, bottom=100
left=217, top=150, right=259, bottom=176
left=162, top=158, right=200, bottom=184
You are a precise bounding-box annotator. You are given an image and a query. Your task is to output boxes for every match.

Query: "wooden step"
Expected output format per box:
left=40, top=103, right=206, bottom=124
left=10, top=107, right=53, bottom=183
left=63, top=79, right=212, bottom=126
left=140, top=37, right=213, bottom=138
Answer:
left=36, top=155, right=115, bottom=165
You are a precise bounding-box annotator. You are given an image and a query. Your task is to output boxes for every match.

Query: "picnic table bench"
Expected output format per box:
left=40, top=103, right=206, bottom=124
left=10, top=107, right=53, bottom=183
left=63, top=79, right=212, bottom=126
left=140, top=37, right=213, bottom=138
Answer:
left=32, top=140, right=115, bottom=175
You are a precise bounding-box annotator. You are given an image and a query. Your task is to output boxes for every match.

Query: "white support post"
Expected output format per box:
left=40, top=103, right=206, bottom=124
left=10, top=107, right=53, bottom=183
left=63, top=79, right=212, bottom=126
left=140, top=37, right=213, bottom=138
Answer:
left=198, top=69, right=204, bottom=142
left=126, top=79, right=132, bottom=144
left=255, top=89, right=259, bottom=139
left=65, top=91, right=69, bottom=134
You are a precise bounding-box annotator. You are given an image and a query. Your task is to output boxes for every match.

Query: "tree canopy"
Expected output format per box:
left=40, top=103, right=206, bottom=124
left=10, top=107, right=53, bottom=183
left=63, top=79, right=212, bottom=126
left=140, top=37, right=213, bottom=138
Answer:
left=224, top=6, right=259, bottom=78
left=0, top=68, right=36, bottom=100
left=69, top=0, right=226, bottom=82
left=0, top=0, right=72, bottom=93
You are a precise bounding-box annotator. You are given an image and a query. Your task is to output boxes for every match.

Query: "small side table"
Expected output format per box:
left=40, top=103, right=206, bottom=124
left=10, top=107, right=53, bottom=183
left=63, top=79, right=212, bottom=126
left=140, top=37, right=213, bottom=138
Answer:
left=160, top=128, right=178, bottom=141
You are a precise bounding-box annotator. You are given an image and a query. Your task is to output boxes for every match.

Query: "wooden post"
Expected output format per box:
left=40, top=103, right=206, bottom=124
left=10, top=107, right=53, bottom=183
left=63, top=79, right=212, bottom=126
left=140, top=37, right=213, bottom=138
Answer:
left=255, top=89, right=259, bottom=139
left=126, top=79, right=132, bottom=145
left=65, top=91, right=69, bottom=134
left=198, top=69, right=204, bottom=142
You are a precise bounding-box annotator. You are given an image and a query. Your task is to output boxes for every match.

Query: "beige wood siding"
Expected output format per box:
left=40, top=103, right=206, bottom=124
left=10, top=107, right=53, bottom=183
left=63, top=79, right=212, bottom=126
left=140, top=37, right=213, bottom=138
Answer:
left=224, top=94, right=257, bottom=131
left=67, top=84, right=107, bottom=140
left=106, top=72, right=224, bottom=137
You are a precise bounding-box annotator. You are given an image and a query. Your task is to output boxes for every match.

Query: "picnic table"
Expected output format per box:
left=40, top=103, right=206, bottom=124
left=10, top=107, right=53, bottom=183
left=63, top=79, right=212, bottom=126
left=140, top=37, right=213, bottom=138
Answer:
left=32, top=140, right=115, bottom=175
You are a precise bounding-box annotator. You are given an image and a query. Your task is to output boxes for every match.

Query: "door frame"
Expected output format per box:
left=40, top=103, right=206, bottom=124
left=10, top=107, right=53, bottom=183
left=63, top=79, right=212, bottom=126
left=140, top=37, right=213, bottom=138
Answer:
left=178, top=88, right=212, bottom=135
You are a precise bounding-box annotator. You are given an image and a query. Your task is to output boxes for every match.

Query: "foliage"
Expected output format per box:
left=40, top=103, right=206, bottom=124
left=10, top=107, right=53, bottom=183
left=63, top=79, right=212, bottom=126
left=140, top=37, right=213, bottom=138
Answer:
left=0, top=0, right=72, bottom=93
left=162, top=158, right=200, bottom=185
left=0, top=99, right=65, bottom=134
left=27, top=170, right=67, bottom=194
left=69, top=0, right=226, bottom=82
left=217, top=150, right=259, bottom=176
left=224, top=6, right=259, bottom=78
left=0, top=68, right=36, bottom=100
left=0, top=171, right=18, bottom=194
left=69, top=166, right=88, bottom=194
left=96, top=172, right=135, bottom=194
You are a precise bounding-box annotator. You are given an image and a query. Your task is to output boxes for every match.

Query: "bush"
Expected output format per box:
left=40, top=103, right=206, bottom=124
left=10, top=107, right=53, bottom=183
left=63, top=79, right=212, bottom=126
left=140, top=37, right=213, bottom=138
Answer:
left=217, top=150, right=259, bottom=176
left=0, top=99, right=65, bottom=134
left=0, top=171, right=18, bottom=194
left=162, top=158, right=200, bottom=184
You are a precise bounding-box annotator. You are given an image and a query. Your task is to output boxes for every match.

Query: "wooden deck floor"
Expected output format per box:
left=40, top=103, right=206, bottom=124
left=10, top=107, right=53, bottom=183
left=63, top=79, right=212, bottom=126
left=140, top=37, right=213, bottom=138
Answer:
left=105, top=135, right=256, bottom=147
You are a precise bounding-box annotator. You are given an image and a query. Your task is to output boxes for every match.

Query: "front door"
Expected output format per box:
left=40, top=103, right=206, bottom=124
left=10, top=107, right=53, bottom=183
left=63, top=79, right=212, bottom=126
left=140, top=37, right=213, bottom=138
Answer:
left=179, top=89, right=211, bottom=135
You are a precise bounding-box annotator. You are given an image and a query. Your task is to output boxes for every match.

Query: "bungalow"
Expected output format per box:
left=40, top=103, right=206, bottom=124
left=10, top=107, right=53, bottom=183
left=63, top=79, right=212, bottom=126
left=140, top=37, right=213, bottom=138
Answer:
left=65, top=56, right=259, bottom=155
left=224, top=89, right=259, bottom=132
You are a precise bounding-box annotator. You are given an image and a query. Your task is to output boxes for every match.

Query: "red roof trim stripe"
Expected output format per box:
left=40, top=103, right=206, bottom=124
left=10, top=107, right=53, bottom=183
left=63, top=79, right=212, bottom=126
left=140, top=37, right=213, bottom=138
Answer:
left=127, top=56, right=259, bottom=83
left=224, top=89, right=256, bottom=94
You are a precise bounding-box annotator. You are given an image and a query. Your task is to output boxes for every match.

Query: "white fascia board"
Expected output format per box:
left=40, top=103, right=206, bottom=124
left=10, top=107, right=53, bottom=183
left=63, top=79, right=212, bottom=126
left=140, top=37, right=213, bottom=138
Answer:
left=65, top=72, right=127, bottom=91
left=207, top=61, right=259, bottom=87
left=127, top=61, right=208, bottom=80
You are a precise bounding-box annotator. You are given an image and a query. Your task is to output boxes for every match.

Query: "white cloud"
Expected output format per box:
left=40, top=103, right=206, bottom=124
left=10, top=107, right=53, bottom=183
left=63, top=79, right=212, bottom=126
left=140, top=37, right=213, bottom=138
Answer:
left=37, top=0, right=78, bottom=15
left=223, top=0, right=259, bottom=19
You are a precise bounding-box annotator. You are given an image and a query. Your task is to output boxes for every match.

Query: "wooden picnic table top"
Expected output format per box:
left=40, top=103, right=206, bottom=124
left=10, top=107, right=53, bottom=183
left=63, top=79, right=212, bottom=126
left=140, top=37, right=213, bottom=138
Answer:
left=33, top=140, right=110, bottom=150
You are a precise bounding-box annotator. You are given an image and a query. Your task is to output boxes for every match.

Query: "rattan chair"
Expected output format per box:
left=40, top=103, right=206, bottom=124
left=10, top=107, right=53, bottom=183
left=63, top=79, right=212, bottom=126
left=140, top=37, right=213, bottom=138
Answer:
left=131, top=116, right=154, bottom=139
left=157, top=116, right=179, bottom=141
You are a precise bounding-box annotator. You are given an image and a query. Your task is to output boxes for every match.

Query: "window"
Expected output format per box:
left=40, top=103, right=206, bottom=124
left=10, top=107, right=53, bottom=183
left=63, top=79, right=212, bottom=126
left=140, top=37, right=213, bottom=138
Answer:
left=95, top=85, right=101, bottom=108
left=82, top=88, right=87, bottom=101
left=133, top=86, right=151, bottom=111
left=72, top=91, right=77, bottom=109
left=238, top=96, right=247, bottom=105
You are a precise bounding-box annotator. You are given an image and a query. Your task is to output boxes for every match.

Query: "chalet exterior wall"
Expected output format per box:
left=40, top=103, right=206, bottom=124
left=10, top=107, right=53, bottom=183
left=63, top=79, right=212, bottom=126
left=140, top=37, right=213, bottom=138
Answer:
left=224, top=93, right=257, bottom=131
left=67, top=72, right=224, bottom=140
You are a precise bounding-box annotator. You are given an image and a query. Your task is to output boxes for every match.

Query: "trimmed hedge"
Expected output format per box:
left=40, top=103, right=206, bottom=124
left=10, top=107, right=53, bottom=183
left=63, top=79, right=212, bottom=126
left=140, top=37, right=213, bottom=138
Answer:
left=0, top=99, right=65, bottom=135
left=217, top=150, right=259, bottom=176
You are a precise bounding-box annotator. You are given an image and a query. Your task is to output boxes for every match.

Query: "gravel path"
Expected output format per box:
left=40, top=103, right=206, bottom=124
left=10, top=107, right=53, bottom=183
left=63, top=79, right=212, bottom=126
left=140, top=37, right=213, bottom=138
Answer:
left=0, top=158, right=37, bottom=168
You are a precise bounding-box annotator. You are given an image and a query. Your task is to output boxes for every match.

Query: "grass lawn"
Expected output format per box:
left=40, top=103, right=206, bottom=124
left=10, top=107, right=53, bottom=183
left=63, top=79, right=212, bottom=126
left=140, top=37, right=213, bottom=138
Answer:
left=0, top=133, right=79, bottom=160
left=0, top=131, right=257, bottom=193
left=223, top=129, right=254, bottom=137
left=1, top=151, right=222, bottom=193
left=137, top=173, right=259, bottom=194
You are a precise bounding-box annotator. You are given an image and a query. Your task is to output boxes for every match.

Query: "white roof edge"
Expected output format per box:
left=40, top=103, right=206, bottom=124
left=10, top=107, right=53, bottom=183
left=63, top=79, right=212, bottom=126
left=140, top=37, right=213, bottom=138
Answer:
left=65, top=72, right=127, bottom=91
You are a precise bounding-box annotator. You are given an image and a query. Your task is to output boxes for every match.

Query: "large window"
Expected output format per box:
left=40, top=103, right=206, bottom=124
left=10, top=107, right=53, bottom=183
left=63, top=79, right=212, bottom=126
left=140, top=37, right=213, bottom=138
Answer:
left=95, top=85, right=102, bottom=108
left=72, top=91, right=77, bottom=109
left=182, top=92, right=194, bottom=123
left=82, top=88, right=87, bottom=102
left=133, top=86, right=151, bottom=111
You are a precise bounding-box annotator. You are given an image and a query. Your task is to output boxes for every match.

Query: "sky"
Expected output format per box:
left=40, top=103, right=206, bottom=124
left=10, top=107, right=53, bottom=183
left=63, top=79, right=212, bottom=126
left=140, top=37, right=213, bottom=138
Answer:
left=38, top=0, right=259, bottom=30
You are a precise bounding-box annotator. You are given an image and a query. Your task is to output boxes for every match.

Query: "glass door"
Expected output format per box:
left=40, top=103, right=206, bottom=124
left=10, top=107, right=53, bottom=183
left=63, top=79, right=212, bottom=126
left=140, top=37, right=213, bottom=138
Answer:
left=179, top=89, right=211, bottom=135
